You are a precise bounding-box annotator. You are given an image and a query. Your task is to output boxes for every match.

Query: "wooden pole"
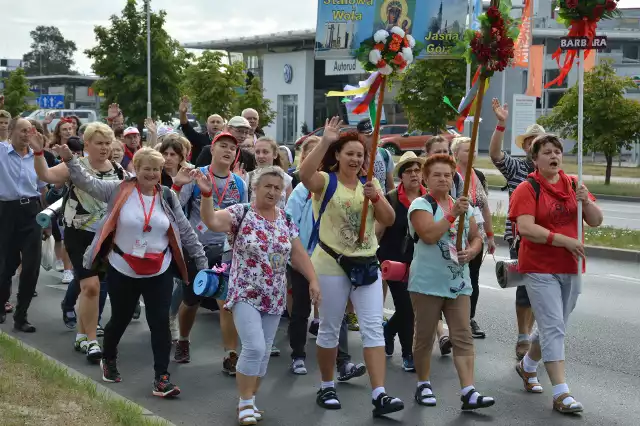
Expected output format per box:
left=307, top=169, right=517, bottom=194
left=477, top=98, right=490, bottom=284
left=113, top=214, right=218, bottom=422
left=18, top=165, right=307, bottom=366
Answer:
left=456, top=77, right=487, bottom=251
left=358, top=75, right=386, bottom=243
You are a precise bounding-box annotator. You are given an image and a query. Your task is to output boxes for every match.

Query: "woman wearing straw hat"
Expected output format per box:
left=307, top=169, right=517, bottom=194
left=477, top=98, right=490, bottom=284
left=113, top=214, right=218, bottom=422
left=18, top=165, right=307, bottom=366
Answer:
left=488, top=99, right=546, bottom=360
left=377, top=151, right=426, bottom=372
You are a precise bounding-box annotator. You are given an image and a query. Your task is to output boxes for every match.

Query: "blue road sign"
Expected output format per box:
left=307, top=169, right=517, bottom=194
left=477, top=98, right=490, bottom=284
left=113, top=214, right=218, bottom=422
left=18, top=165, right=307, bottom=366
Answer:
left=37, top=94, right=65, bottom=109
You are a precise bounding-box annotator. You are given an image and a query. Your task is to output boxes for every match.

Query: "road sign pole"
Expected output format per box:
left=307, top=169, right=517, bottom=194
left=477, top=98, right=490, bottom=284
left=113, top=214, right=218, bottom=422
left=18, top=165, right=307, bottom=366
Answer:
left=577, top=48, right=584, bottom=286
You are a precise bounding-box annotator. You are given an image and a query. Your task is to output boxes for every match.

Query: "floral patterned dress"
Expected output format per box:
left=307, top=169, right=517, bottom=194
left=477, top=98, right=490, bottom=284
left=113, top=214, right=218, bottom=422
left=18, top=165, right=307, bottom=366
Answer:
left=224, top=203, right=299, bottom=315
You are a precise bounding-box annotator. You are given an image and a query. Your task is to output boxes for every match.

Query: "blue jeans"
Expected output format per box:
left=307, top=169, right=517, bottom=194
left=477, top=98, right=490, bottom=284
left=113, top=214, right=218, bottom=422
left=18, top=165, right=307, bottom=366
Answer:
left=62, top=278, right=107, bottom=323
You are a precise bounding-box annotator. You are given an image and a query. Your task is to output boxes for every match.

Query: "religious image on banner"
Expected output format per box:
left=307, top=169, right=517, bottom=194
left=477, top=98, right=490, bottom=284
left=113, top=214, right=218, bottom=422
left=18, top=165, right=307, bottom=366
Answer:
left=314, top=0, right=467, bottom=60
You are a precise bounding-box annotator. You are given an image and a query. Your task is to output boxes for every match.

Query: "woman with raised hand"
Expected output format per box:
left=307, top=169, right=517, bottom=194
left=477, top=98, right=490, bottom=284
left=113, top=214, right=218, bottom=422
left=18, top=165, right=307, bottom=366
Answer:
left=408, top=154, right=493, bottom=411
left=193, top=165, right=319, bottom=426
left=509, top=134, right=602, bottom=414
left=53, top=144, right=207, bottom=399
left=31, top=122, right=125, bottom=363
left=298, top=116, right=403, bottom=417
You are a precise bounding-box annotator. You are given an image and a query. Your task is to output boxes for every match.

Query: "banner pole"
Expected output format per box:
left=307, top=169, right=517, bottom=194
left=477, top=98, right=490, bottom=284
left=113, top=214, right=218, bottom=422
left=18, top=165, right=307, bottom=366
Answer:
left=358, top=76, right=386, bottom=243
left=577, top=49, right=584, bottom=286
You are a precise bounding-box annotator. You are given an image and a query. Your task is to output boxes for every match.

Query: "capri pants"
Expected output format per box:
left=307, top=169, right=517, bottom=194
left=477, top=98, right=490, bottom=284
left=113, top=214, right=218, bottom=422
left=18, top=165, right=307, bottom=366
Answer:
left=232, top=302, right=281, bottom=377
left=316, top=273, right=384, bottom=349
left=525, top=273, right=580, bottom=362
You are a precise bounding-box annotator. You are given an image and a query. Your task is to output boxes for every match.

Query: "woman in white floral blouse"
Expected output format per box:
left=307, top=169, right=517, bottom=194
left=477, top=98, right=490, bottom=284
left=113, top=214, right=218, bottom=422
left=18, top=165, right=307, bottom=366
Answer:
left=193, top=165, right=321, bottom=426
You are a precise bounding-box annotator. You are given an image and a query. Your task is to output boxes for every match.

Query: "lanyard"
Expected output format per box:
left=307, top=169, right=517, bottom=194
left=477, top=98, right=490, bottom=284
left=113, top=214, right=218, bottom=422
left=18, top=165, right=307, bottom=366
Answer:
left=208, top=167, right=232, bottom=207
left=456, top=167, right=477, bottom=204
left=137, top=185, right=157, bottom=233
left=430, top=193, right=456, bottom=238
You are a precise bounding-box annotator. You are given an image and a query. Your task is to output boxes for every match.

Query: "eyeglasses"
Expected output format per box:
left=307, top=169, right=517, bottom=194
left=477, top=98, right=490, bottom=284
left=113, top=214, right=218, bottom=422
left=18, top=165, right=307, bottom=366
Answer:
left=403, top=168, right=421, bottom=175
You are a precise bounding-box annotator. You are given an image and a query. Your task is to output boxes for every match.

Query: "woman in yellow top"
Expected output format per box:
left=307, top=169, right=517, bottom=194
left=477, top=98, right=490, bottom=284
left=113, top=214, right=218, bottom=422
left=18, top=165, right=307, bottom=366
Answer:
left=299, top=117, right=403, bottom=417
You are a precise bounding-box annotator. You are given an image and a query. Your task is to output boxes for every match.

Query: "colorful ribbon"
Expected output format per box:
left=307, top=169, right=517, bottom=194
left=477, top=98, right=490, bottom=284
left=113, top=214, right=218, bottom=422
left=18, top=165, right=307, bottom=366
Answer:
left=546, top=18, right=598, bottom=88
left=326, top=71, right=384, bottom=115
left=455, top=67, right=483, bottom=132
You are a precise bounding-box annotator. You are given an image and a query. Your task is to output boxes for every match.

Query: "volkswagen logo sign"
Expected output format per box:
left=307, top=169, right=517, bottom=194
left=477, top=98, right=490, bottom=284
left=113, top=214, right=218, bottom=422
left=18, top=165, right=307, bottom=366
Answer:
left=283, top=64, right=293, bottom=84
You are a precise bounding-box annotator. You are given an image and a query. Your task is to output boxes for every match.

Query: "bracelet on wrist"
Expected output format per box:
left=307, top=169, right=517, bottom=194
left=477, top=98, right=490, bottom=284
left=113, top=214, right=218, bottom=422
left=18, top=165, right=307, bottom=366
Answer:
left=201, top=189, right=213, bottom=198
left=34, top=150, right=44, bottom=156
left=171, top=184, right=183, bottom=192
left=546, top=232, right=555, bottom=245
left=495, top=125, right=506, bottom=133
left=371, top=193, right=381, bottom=204
left=486, top=231, right=494, bottom=237
left=445, top=214, right=456, bottom=223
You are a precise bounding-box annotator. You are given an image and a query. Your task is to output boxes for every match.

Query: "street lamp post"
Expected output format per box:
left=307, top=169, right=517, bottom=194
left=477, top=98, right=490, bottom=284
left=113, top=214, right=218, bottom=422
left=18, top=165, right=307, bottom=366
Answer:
left=146, top=0, right=152, bottom=118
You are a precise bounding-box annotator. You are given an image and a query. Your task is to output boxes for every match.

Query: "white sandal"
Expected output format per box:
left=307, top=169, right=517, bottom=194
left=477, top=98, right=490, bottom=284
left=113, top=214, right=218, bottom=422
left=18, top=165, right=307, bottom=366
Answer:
left=237, top=405, right=257, bottom=425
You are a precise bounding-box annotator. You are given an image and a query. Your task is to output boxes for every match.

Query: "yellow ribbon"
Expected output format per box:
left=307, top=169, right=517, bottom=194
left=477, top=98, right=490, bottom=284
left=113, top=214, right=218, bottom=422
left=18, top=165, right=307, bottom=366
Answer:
left=325, top=86, right=370, bottom=97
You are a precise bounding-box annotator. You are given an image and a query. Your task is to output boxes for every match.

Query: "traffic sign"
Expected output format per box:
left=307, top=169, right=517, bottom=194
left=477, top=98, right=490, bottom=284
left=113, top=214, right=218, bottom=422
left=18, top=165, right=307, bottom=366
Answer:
left=37, top=94, right=65, bottom=109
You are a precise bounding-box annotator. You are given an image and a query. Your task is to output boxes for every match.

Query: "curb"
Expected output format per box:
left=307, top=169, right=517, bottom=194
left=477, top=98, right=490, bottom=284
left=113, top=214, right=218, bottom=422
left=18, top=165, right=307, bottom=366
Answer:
left=0, top=331, right=176, bottom=426
left=488, top=185, right=640, bottom=203
left=494, top=234, right=640, bottom=263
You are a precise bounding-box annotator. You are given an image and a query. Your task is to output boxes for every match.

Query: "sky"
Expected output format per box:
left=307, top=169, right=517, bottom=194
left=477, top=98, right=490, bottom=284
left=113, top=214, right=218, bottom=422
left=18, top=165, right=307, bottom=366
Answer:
left=0, top=0, right=318, bottom=74
left=1, top=0, right=640, bottom=75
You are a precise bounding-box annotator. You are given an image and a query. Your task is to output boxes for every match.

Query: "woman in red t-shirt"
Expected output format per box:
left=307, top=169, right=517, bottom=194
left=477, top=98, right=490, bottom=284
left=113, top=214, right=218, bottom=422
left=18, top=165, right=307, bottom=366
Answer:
left=508, top=134, right=603, bottom=414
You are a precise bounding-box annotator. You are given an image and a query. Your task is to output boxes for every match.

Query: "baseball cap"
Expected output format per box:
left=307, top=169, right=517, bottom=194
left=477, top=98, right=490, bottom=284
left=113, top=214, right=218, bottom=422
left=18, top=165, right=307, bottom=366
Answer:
left=212, top=131, right=239, bottom=146
left=227, top=116, right=251, bottom=129
left=123, top=127, right=140, bottom=137
left=357, top=118, right=373, bottom=135
left=157, top=126, right=177, bottom=138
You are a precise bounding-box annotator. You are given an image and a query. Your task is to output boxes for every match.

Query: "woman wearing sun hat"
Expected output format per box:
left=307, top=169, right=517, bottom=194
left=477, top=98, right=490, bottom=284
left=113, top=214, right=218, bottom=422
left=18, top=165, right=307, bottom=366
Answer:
left=377, top=151, right=426, bottom=372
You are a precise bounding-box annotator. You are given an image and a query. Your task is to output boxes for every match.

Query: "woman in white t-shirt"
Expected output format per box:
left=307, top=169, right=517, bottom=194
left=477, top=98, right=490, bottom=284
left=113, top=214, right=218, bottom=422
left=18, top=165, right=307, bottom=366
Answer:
left=245, top=137, right=292, bottom=208
left=56, top=145, right=207, bottom=399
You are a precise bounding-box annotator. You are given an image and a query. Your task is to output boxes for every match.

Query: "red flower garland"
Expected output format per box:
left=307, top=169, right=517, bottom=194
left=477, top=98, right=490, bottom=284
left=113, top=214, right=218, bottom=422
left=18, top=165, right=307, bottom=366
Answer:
left=469, top=6, right=516, bottom=75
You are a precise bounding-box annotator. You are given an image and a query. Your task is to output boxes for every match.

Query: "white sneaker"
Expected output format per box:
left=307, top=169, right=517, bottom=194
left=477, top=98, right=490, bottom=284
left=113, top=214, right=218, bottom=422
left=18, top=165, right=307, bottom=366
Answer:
left=55, top=260, right=64, bottom=272
left=61, top=270, right=74, bottom=284
left=169, top=315, right=179, bottom=341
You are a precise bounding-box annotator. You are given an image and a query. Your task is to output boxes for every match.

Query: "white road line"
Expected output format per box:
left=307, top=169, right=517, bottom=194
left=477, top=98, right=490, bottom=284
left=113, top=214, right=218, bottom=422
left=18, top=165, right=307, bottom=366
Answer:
left=606, top=274, right=640, bottom=283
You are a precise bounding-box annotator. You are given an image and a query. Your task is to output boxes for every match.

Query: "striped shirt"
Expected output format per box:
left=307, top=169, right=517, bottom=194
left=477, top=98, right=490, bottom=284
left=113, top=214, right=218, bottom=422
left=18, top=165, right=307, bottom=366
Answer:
left=492, top=152, right=535, bottom=242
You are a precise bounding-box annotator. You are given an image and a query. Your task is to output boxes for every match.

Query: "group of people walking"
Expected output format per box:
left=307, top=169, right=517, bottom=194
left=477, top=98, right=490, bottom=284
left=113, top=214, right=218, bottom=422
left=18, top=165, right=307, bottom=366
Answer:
left=0, top=93, right=603, bottom=423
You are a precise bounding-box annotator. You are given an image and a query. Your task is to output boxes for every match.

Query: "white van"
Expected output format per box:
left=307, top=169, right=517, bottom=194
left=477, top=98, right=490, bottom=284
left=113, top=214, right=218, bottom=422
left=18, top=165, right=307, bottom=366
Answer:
left=27, top=109, right=99, bottom=131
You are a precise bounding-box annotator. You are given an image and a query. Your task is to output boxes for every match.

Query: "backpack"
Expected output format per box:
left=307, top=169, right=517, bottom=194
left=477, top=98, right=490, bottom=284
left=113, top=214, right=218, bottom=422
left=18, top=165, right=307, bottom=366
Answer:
left=307, top=172, right=367, bottom=252
left=378, top=147, right=390, bottom=164
left=186, top=166, right=245, bottom=219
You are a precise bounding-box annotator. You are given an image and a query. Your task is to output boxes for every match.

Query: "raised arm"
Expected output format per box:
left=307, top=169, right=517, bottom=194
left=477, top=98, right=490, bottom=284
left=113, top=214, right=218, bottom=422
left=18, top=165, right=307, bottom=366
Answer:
left=29, top=130, right=70, bottom=185
left=489, top=98, right=508, bottom=163
left=191, top=168, right=234, bottom=232
left=54, top=145, right=120, bottom=203
left=299, top=116, right=342, bottom=194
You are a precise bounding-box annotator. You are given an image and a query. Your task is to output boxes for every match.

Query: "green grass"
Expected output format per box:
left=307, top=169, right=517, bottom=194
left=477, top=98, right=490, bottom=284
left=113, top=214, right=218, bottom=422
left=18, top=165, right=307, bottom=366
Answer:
left=0, top=332, right=170, bottom=426
left=491, top=214, right=640, bottom=250
left=473, top=156, right=640, bottom=179
left=484, top=174, right=640, bottom=198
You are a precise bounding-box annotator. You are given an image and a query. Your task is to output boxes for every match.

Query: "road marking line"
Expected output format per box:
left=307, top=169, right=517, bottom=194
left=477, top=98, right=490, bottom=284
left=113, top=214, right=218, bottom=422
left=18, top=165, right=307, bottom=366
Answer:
left=607, top=274, right=640, bottom=283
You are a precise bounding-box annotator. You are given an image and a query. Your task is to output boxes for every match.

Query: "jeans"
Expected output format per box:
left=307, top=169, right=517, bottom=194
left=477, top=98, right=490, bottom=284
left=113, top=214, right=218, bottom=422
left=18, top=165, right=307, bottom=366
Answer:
left=62, top=278, right=108, bottom=322
left=102, top=264, right=173, bottom=377
left=288, top=266, right=351, bottom=367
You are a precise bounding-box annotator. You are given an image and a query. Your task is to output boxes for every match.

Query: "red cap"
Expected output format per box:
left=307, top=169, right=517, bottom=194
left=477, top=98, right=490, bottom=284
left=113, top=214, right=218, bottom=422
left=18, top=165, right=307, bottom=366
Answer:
left=212, top=132, right=239, bottom=145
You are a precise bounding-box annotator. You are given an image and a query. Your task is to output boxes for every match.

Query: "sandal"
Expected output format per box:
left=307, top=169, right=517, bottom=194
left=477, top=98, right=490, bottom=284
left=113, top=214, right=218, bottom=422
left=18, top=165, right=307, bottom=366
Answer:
left=515, top=360, right=544, bottom=393
left=460, top=388, right=495, bottom=411
left=414, top=383, right=437, bottom=407
left=553, top=393, right=583, bottom=414
left=237, top=405, right=257, bottom=425
left=316, top=387, right=341, bottom=410
left=253, top=405, right=264, bottom=421
left=439, top=336, right=452, bottom=356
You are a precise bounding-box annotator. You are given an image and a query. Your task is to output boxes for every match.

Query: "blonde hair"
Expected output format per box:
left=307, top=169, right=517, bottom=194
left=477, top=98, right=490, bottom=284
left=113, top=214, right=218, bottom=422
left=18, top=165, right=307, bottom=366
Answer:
left=84, top=122, right=115, bottom=146
left=133, top=147, right=165, bottom=170
left=251, top=165, right=285, bottom=192
left=255, top=136, right=284, bottom=168
left=0, top=110, right=11, bottom=119
left=450, top=136, right=471, bottom=158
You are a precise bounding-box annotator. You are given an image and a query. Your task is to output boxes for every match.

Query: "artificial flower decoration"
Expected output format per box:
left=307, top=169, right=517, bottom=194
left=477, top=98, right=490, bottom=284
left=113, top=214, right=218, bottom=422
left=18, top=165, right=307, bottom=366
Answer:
left=454, top=2, right=520, bottom=78
left=355, top=26, right=422, bottom=76
left=546, top=0, right=621, bottom=87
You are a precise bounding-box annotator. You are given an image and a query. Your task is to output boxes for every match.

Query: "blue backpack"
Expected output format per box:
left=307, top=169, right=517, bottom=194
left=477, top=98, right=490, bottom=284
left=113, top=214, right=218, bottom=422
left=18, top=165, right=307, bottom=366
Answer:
left=307, top=172, right=367, bottom=252
left=186, top=166, right=245, bottom=218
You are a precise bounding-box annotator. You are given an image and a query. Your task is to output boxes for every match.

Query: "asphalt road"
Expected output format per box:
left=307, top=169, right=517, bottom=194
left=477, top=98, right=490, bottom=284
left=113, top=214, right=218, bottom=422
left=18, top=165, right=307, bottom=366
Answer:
left=3, top=249, right=640, bottom=425
left=486, top=189, right=640, bottom=230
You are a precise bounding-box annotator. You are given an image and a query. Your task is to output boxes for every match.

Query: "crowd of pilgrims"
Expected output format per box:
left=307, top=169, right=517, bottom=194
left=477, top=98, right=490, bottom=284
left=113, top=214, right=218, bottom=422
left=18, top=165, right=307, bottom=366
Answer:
left=0, top=95, right=602, bottom=424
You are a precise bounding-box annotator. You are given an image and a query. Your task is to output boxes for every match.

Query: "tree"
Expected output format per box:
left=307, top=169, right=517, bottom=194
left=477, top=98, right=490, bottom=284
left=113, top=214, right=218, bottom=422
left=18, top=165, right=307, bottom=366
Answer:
left=235, top=76, right=276, bottom=128
left=2, top=68, right=33, bottom=116
left=22, top=26, right=78, bottom=76
left=85, top=0, right=191, bottom=128
left=182, top=51, right=244, bottom=121
left=396, top=59, right=467, bottom=133
left=537, top=59, right=640, bottom=184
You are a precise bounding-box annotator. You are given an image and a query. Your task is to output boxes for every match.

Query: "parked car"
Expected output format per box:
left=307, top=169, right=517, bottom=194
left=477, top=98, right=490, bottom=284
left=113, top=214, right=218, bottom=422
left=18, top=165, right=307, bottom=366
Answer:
left=380, top=126, right=460, bottom=155
left=27, top=109, right=98, bottom=131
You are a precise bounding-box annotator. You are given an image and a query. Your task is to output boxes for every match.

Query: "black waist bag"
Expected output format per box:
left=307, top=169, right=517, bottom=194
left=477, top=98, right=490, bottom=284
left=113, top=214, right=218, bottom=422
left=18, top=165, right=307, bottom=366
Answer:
left=319, top=241, right=379, bottom=287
